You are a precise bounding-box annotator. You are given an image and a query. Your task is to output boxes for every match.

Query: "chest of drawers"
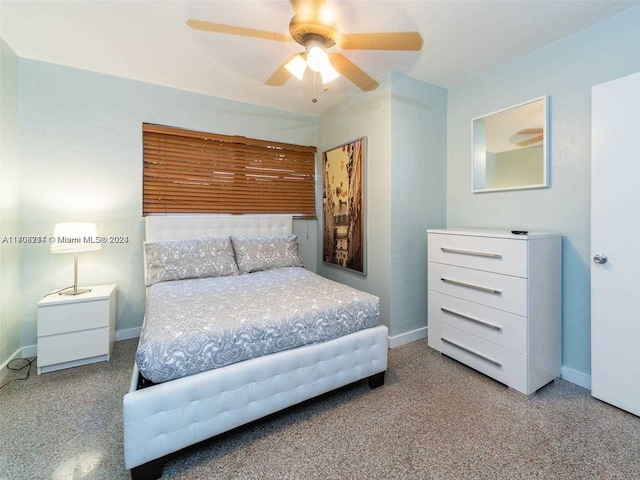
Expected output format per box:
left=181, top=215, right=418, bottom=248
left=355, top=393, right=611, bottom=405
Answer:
left=427, top=229, right=561, bottom=395
left=37, top=284, right=117, bottom=374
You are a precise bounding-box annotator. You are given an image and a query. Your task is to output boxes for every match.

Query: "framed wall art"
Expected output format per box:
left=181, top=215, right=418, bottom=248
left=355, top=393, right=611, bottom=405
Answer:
left=322, top=137, right=366, bottom=275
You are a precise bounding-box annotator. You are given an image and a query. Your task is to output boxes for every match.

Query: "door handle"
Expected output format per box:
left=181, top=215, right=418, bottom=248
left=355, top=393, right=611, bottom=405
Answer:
left=593, top=253, right=608, bottom=265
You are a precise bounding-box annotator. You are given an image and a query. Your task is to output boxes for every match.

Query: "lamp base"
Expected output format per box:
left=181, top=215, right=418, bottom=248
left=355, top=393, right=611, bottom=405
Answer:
left=59, top=252, right=92, bottom=296
left=59, top=287, right=92, bottom=296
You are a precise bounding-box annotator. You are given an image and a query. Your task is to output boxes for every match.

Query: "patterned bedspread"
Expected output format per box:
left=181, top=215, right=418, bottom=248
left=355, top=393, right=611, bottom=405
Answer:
left=136, top=267, right=380, bottom=383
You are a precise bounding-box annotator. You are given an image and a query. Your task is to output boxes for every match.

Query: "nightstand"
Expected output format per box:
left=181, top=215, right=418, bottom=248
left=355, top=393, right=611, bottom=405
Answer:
left=37, top=284, right=117, bottom=374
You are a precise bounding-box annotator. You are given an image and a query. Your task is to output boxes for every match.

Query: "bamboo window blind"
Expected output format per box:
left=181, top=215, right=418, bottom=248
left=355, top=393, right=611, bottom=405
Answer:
left=143, top=123, right=317, bottom=218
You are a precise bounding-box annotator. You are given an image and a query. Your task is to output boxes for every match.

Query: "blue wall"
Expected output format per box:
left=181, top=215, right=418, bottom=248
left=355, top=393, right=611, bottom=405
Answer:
left=5, top=6, right=639, bottom=385
left=17, top=60, right=318, bottom=346
left=317, top=73, right=394, bottom=329
left=447, top=7, right=640, bottom=384
left=0, top=38, right=21, bottom=368
left=390, top=72, right=447, bottom=338
left=317, top=72, right=448, bottom=340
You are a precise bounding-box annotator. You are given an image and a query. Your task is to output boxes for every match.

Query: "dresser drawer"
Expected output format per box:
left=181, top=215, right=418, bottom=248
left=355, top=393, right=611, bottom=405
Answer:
left=428, top=232, right=528, bottom=277
left=428, top=319, right=528, bottom=393
left=428, top=291, right=527, bottom=354
left=38, top=298, right=110, bottom=336
left=37, top=327, right=109, bottom=367
left=429, top=262, right=527, bottom=316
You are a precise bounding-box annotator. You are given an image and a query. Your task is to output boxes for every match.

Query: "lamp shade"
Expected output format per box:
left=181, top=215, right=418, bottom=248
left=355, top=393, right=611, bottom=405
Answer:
left=320, top=63, right=339, bottom=84
left=285, top=54, right=307, bottom=81
left=50, top=223, right=102, bottom=254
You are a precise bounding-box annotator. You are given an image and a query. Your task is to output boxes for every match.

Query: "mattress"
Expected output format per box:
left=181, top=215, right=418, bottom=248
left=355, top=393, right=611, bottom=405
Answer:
left=136, top=267, right=380, bottom=383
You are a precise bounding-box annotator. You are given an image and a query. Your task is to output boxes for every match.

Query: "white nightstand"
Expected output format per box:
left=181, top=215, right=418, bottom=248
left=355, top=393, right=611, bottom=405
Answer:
left=37, top=284, right=117, bottom=375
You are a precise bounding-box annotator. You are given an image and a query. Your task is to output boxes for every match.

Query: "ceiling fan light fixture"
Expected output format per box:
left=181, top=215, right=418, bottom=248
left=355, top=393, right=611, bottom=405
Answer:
left=306, top=45, right=328, bottom=72
left=320, top=62, right=339, bottom=84
left=285, top=54, right=307, bottom=80
left=306, top=44, right=339, bottom=84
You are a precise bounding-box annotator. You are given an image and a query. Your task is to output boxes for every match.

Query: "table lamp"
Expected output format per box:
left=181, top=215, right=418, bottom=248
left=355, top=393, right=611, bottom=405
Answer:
left=50, top=222, right=101, bottom=295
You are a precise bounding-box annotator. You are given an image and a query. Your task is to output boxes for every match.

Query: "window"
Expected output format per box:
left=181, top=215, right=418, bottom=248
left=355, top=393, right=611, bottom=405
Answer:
left=143, top=123, right=317, bottom=218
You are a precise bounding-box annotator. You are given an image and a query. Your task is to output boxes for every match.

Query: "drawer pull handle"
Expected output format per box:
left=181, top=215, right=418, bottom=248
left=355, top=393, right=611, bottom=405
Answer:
left=441, top=307, right=502, bottom=331
left=441, top=247, right=502, bottom=259
left=441, top=337, right=503, bottom=367
left=440, top=277, right=502, bottom=295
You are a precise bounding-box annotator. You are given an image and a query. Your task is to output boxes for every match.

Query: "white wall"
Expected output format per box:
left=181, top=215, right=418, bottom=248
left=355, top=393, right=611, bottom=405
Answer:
left=447, top=7, right=640, bottom=379
left=0, top=38, right=21, bottom=369
left=18, top=59, right=318, bottom=346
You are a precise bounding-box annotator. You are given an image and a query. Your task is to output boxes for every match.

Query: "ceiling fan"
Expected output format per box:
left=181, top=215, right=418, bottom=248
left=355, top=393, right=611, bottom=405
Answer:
left=516, top=128, right=544, bottom=147
left=186, top=0, right=423, bottom=92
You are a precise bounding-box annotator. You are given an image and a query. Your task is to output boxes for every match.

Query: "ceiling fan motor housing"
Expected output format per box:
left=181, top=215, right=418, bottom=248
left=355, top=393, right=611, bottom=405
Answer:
left=289, top=13, right=339, bottom=48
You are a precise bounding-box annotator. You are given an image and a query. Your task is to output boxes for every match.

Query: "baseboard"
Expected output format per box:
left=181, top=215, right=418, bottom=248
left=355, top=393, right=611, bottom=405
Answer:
left=21, top=344, right=38, bottom=358
left=388, top=326, right=428, bottom=349
left=1, top=328, right=141, bottom=380
left=0, top=347, right=26, bottom=382
left=116, top=327, right=142, bottom=341
left=561, top=365, right=591, bottom=390
left=0, top=344, right=38, bottom=382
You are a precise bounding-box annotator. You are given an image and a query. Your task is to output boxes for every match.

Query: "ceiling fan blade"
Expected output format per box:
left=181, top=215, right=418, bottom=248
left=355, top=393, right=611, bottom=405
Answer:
left=265, top=54, right=299, bottom=86
left=186, top=19, right=290, bottom=42
left=517, top=134, right=544, bottom=147
left=339, top=32, right=423, bottom=51
left=290, top=0, right=326, bottom=16
left=329, top=53, right=379, bottom=92
left=517, top=128, right=543, bottom=135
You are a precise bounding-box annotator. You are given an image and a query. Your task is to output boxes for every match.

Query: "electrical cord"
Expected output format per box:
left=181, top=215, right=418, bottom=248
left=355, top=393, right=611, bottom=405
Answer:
left=3, top=286, right=79, bottom=391
left=43, top=285, right=74, bottom=297
left=2, top=287, right=76, bottom=390
left=0, top=358, right=34, bottom=391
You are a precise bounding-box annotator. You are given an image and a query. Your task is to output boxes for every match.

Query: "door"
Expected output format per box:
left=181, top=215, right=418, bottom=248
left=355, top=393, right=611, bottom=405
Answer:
left=591, top=72, right=640, bottom=416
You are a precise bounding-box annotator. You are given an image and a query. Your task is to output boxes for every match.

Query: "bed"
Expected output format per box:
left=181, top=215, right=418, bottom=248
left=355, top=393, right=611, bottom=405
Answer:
left=122, top=215, right=389, bottom=479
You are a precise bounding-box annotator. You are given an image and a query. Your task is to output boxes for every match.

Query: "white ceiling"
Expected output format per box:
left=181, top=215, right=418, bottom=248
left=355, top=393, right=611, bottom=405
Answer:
left=1, top=0, right=637, bottom=116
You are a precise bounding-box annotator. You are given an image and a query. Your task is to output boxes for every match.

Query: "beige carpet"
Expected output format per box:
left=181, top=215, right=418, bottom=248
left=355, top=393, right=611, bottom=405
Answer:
left=1, top=338, right=639, bottom=479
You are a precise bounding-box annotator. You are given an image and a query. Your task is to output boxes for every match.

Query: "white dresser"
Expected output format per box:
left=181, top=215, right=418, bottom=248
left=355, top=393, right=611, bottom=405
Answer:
left=427, top=229, right=561, bottom=395
left=37, top=284, right=117, bottom=374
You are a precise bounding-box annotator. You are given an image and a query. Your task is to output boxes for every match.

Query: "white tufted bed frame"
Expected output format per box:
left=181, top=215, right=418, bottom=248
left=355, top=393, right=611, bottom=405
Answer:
left=123, top=215, right=389, bottom=479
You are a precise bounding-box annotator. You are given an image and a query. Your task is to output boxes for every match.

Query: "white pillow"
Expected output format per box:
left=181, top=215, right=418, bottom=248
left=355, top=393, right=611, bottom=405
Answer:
left=231, top=234, right=304, bottom=273
left=144, top=237, right=239, bottom=286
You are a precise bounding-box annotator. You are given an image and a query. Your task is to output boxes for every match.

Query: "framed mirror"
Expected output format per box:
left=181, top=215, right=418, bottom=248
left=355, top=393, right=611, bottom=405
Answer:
left=472, top=96, right=549, bottom=193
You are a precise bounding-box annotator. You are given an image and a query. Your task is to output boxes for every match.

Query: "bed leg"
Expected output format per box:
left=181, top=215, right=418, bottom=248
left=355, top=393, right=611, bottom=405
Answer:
left=368, top=371, right=385, bottom=389
left=130, top=458, right=164, bottom=480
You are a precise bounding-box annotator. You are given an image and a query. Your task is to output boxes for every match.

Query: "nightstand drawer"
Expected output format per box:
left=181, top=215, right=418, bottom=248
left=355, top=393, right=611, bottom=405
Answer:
left=428, top=319, right=528, bottom=393
left=428, top=291, right=527, bottom=354
left=38, top=327, right=109, bottom=367
left=38, top=299, right=109, bottom=336
left=428, top=232, right=528, bottom=277
left=428, top=262, right=527, bottom=316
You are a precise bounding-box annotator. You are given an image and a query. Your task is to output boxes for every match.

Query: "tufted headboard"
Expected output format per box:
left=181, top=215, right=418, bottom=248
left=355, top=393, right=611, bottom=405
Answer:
left=143, top=214, right=293, bottom=280
left=145, top=214, right=293, bottom=243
